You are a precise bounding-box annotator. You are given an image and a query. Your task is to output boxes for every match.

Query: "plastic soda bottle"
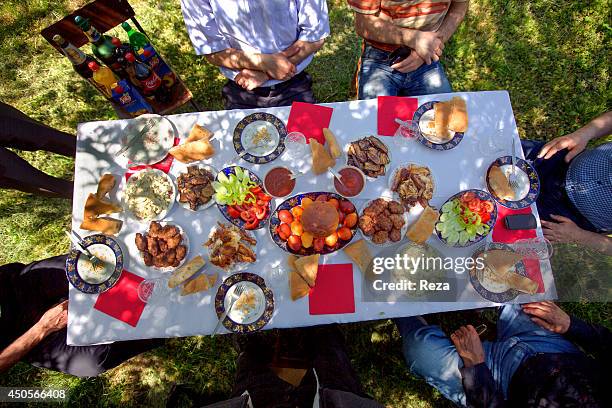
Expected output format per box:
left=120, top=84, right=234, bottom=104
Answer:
left=125, top=52, right=170, bottom=103
left=121, top=22, right=150, bottom=51
left=88, top=61, right=119, bottom=98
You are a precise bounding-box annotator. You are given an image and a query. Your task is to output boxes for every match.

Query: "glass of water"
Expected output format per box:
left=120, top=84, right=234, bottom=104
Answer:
left=138, top=276, right=174, bottom=303
left=394, top=119, right=420, bottom=147
left=511, top=237, right=554, bottom=260
left=284, top=131, right=308, bottom=160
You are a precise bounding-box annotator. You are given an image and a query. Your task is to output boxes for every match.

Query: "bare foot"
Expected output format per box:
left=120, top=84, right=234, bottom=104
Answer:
left=235, top=69, right=269, bottom=91
left=450, top=325, right=485, bottom=368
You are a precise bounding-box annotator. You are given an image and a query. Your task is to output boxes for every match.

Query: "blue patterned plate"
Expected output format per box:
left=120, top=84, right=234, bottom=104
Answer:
left=269, top=191, right=359, bottom=256
left=412, top=101, right=464, bottom=150
left=215, top=272, right=274, bottom=333
left=214, top=166, right=271, bottom=230
left=65, top=234, right=123, bottom=294
left=233, top=112, right=287, bottom=164
left=469, top=243, right=527, bottom=303
left=435, top=189, right=498, bottom=247
left=486, top=156, right=540, bottom=209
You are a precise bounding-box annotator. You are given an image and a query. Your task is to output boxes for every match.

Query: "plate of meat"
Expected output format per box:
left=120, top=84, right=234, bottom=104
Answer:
left=203, top=222, right=257, bottom=273
left=389, top=163, right=436, bottom=210
left=345, top=135, right=392, bottom=179
left=134, top=221, right=189, bottom=271
left=358, top=198, right=409, bottom=246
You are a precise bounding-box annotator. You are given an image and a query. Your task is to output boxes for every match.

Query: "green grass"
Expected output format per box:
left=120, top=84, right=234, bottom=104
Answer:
left=0, top=0, right=610, bottom=406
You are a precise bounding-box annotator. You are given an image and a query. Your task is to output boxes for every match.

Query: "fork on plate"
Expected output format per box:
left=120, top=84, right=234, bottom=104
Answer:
left=212, top=283, right=246, bottom=337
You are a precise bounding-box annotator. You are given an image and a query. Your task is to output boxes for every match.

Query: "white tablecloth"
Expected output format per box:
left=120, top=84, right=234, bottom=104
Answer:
left=68, top=90, right=555, bottom=346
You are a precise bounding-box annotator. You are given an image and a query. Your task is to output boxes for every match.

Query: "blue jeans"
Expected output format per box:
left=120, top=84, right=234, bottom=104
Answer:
left=395, top=305, right=581, bottom=406
left=521, top=140, right=596, bottom=231
left=358, top=44, right=453, bottom=99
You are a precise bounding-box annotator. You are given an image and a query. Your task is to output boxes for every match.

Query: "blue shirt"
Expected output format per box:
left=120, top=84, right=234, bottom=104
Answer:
left=180, top=0, right=330, bottom=86
left=565, top=142, right=612, bottom=232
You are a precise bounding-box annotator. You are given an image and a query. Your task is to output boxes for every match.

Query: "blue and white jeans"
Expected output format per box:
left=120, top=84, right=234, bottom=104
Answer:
left=358, top=44, right=453, bottom=99
left=395, top=305, right=581, bottom=406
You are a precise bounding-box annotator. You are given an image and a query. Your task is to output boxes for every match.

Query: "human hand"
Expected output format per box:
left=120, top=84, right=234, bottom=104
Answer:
left=537, top=131, right=591, bottom=162
left=36, top=300, right=68, bottom=336
left=258, top=54, right=296, bottom=81
left=281, top=40, right=306, bottom=60
left=541, top=215, right=585, bottom=243
left=412, top=31, right=443, bottom=65
left=521, top=301, right=571, bottom=334
left=451, top=325, right=485, bottom=368
left=391, top=51, right=425, bottom=73
left=235, top=69, right=269, bottom=91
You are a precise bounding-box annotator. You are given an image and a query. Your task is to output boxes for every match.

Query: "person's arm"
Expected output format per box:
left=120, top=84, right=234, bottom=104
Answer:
left=350, top=0, right=443, bottom=65
left=541, top=215, right=612, bottom=255
left=0, top=301, right=68, bottom=373
left=451, top=325, right=506, bottom=408
left=538, top=111, right=612, bottom=161
left=521, top=302, right=612, bottom=355
left=436, top=1, right=469, bottom=43
left=205, top=50, right=296, bottom=81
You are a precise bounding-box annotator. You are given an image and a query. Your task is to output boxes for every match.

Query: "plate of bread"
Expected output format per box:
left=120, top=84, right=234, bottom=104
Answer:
left=469, top=243, right=538, bottom=302
left=413, top=96, right=468, bottom=150
left=486, top=156, right=540, bottom=209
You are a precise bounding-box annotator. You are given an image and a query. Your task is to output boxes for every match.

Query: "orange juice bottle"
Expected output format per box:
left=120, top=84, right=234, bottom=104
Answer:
left=88, top=61, right=118, bottom=98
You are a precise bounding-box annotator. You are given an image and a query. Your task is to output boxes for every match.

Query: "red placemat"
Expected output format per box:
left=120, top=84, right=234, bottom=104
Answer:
left=286, top=102, right=333, bottom=145
left=377, top=96, right=418, bottom=136
left=492, top=206, right=544, bottom=293
left=309, top=263, right=355, bottom=315
left=125, top=137, right=179, bottom=180
left=94, top=270, right=146, bottom=327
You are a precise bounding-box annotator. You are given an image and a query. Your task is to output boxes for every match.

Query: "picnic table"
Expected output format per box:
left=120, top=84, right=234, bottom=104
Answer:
left=68, top=90, right=556, bottom=346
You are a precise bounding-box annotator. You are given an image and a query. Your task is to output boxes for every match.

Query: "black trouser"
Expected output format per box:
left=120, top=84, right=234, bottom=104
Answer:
left=0, top=102, right=76, bottom=198
left=0, top=255, right=162, bottom=378
left=230, top=326, right=373, bottom=407
left=222, top=71, right=316, bottom=110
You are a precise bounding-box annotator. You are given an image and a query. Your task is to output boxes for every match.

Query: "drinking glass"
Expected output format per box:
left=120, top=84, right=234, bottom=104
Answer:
left=478, top=128, right=508, bottom=158
left=137, top=276, right=174, bottom=303
left=511, top=237, right=554, bottom=260
left=284, top=131, right=308, bottom=160
left=394, top=120, right=420, bottom=147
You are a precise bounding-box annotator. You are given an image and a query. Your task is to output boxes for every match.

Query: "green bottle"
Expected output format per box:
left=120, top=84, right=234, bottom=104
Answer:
left=74, top=16, right=124, bottom=76
left=121, top=22, right=150, bottom=51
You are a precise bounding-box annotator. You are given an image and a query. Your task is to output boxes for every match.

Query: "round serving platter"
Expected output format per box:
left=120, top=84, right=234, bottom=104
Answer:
left=486, top=156, right=540, bottom=209
left=435, top=189, right=498, bottom=248
left=66, top=234, right=123, bottom=294
left=233, top=112, right=287, bottom=164
left=214, top=272, right=274, bottom=333
left=269, top=191, right=359, bottom=256
left=413, top=101, right=464, bottom=151
left=121, top=114, right=177, bottom=165
left=122, top=168, right=177, bottom=222
left=469, top=242, right=527, bottom=303
left=214, top=166, right=271, bottom=230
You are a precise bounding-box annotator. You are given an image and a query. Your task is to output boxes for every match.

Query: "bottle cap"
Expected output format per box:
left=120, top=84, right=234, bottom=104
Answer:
left=143, top=49, right=152, bottom=57
left=52, top=34, right=64, bottom=45
left=74, top=16, right=89, bottom=29
left=87, top=61, right=100, bottom=71
left=111, top=37, right=122, bottom=47
left=125, top=52, right=136, bottom=62
left=112, top=83, right=124, bottom=93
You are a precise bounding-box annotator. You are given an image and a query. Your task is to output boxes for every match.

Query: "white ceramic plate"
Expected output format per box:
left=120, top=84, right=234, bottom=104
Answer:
left=121, top=114, right=176, bottom=165
left=344, top=136, right=393, bottom=179
left=204, top=225, right=257, bottom=273
left=418, top=109, right=457, bottom=144
left=132, top=222, right=190, bottom=272
left=358, top=198, right=410, bottom=247
left=122, top=168, right=176, bottom=222
left=176, top=164, right=218, bottom=211
left=224, top=282, right=266, bottom=325
left=388, top=163, right=437, bottom=209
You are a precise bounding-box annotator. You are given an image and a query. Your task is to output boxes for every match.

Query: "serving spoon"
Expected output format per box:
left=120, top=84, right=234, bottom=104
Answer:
left=328, top=168, right=346, bottom=187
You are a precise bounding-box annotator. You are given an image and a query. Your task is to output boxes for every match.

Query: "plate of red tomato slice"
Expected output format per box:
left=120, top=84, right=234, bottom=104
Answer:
left=435, top=189, right=497, bottom=247
left=214, top=166, right=273, bottom=230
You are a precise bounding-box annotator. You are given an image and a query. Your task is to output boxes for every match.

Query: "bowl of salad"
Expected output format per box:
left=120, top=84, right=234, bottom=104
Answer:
left=435, top=189, right=497, bottom=247
left=213, top=166, right=273, bottom=230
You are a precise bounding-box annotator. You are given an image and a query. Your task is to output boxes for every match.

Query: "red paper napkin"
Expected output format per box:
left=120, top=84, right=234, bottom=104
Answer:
left=492, top=206, right=544, bottom=293
left=377, top=96, right=418, bottom=136
left=309, top=263, right=355, bottom=315
left=125, top=137, right=179, bottom=180
left=94, top=270, right=146, bottom=327
left=286, top=102, right=334, bottom=144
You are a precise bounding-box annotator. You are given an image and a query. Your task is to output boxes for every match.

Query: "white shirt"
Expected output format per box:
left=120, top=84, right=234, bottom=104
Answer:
left=180, top=0, right=330, bottom=86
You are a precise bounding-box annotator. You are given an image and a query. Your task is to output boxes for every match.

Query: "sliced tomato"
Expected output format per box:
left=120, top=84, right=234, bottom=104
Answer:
left=227, top=206, right=240, bottom=219
left=481, top=200, right=494, bottom=213
left=480, top=212, right=491, bottom=223
left=245, top=219, right=259, bottom=229
left=468, top=199, right=480, bottom=212
left=461, top=192, right=476, bottom=203
left=251, top=186, right=263, bottom=194
left=256, top=199, right=267, bottom=207
left=255, top=206, right=267, bottom=220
